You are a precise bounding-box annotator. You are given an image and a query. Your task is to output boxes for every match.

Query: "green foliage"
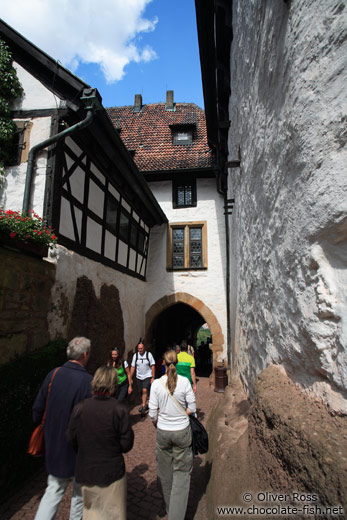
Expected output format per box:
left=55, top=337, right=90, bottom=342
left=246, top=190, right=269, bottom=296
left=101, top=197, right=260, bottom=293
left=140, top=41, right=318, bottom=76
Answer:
left=0, top=209, right=58, bottom=247
left=0, top=37, right=23, bottom=182
left=0, top=339, right=67, bottom=501
left=197, top=326, right=211, bottom=345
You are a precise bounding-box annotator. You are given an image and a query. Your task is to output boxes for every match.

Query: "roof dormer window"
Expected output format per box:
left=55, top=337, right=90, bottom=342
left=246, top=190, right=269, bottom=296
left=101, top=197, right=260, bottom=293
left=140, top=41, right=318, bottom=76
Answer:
left=171, top=125, right=194, bottom=145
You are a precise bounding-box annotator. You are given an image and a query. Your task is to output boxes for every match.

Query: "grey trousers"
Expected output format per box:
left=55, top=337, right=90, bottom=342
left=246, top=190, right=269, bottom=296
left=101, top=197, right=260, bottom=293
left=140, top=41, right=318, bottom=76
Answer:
left=156, top=425, right=193, bottom=520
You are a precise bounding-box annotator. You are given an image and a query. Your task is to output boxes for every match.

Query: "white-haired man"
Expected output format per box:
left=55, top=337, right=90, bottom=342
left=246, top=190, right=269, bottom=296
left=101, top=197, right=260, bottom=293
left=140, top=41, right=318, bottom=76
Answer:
left=33, top=337, right=93, bottom=520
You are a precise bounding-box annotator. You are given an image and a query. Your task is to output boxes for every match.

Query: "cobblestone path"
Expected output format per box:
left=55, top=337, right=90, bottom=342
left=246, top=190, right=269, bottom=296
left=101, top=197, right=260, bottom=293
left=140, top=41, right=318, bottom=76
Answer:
left=0, top=377, right=221, bottom=519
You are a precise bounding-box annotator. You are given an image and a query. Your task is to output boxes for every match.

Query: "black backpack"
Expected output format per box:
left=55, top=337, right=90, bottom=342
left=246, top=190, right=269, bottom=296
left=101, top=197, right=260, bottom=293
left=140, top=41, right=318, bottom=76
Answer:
left=135, top=351, right=150, bottom=365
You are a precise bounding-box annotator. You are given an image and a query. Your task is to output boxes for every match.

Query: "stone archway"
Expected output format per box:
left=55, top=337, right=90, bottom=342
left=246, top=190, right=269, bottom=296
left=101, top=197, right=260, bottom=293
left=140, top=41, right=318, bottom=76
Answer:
left=144, top=292, right=225, bottom=368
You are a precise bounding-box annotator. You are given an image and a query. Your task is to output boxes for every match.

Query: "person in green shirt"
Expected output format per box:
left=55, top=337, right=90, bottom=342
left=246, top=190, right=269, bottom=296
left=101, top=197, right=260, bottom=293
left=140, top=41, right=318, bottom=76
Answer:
left=176, top=340, right=197, bottom=394
left=108, top=348, right=133, bottom=401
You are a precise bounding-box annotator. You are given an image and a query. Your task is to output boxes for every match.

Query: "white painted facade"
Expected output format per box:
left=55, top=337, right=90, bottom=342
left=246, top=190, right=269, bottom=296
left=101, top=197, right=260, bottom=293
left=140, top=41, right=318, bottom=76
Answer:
left=228, top=1, right=347, bottom=412
left=46, top=246, right=146, bottom=355
left=12, top=63, right=61, bottom=110
left=146, top=178, right=228, bottom=361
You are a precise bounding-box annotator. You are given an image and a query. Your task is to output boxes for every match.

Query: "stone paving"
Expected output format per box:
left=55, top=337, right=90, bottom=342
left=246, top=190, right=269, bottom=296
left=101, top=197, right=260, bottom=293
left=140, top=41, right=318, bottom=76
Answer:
left=0, top=376, right=221, bottom=520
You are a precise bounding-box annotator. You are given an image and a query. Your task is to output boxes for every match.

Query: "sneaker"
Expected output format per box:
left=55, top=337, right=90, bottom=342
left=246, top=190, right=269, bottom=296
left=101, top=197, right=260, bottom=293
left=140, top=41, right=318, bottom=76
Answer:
left=138, top=406, right=144, bottom=413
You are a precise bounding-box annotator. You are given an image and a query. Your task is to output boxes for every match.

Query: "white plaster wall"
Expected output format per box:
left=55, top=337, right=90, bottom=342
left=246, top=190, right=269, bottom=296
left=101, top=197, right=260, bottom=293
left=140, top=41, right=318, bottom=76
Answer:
left=47, top=246, right=146, bottom=357
left=146, top=178, right=228, bottom=360
left=228, top=0, right=347, bottom=412
left=13, top=63, right=62, bottom=110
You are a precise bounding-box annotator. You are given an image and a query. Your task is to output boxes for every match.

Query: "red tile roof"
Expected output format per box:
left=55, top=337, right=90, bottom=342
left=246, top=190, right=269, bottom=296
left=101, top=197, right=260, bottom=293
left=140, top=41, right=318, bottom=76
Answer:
left=107, top=103, right=214, bottom=172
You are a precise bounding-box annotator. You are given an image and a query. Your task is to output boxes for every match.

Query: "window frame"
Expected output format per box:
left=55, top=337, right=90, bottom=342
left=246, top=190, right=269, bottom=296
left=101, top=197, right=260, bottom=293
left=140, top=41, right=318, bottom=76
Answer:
left=166, top=221, right=207, bottom=271
left=172, top=176, right=197, bottom=208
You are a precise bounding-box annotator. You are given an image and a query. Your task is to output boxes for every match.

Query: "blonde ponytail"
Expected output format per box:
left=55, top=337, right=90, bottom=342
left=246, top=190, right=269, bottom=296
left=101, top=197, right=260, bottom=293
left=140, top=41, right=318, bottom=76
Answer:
left=164, top=350, right=178, bottom=394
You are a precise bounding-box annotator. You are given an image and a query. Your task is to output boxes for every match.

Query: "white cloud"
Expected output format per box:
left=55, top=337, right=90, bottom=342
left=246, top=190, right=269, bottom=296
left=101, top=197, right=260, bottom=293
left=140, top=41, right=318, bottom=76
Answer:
left=1, top=0, right=158, bottom=83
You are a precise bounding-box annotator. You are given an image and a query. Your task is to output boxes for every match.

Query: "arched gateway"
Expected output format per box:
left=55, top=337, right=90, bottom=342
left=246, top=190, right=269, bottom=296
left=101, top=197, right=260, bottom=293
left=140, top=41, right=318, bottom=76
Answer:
left=144, top=292, right=225, bottom=368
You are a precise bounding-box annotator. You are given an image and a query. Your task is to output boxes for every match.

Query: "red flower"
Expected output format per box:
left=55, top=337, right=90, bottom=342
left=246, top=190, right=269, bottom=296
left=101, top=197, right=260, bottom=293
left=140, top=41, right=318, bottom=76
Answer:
left=10, top=232, right=17, bottom=238
left=51, top=235, right=57, bottom=240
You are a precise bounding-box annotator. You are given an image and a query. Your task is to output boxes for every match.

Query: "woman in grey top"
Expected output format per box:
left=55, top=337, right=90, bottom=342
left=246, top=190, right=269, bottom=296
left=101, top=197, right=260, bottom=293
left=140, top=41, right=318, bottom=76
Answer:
left=149, top=350, right=196, bottom=520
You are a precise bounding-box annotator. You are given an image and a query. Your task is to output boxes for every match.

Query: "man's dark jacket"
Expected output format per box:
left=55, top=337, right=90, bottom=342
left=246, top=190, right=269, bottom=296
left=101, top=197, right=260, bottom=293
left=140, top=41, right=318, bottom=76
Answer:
left=33, top=361, right=92, bottom=478
left=67, top=395, right=134, bottom=487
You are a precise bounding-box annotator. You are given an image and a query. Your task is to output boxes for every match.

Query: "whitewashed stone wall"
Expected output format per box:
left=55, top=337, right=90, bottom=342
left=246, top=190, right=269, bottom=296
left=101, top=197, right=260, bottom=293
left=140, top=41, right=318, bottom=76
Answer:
left=228, top=0, right=347, bottom=412
left=146, top=178, right=228, bottom=361
left=47, top=246, right=146, bottom=356
left=12, top=64, right=60, bottom=110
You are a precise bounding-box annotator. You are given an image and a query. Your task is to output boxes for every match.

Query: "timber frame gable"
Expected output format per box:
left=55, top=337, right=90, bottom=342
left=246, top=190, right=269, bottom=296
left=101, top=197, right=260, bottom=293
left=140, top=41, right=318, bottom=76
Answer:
left=0, top=19, right=167, bottom=280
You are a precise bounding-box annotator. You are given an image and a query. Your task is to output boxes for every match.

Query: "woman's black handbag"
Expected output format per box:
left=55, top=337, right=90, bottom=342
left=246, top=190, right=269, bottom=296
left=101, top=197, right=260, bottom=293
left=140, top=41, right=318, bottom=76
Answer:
left=160, top=377, right=209, bottom=455
left=189, top=415, right=209, bottom=455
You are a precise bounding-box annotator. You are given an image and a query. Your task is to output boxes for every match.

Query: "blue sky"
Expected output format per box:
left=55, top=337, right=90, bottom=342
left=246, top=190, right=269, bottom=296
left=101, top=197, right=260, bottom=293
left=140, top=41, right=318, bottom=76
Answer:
left=76, top=0, right=204, bottom=108
left=2, top=0, right=204, bottom=109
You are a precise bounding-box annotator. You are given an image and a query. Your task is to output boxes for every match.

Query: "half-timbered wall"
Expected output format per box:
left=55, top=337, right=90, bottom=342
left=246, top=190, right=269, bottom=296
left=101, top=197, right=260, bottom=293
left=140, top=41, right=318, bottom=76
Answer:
left=55, top=136, right=150, bottom=279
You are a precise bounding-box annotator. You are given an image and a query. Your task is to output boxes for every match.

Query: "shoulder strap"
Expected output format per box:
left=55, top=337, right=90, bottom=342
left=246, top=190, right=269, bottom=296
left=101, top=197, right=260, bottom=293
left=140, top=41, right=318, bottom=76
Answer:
left=146, top=351, right=149, bottom=363
left=41, top=367, right=61, bottom=426
left=135, top=352, right=138, bottom=363
left=159, top=377, right=188, bottom=416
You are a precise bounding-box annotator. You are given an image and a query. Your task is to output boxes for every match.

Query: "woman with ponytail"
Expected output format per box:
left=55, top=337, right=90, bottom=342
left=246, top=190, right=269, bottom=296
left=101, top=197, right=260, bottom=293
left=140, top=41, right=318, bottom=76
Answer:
left=149, top=350, right=196, bottom=520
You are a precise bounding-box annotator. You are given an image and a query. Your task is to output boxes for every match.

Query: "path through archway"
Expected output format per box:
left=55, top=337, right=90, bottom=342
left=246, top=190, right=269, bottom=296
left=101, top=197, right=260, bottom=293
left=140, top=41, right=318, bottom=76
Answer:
left=144, top=292, right=225, bottom=374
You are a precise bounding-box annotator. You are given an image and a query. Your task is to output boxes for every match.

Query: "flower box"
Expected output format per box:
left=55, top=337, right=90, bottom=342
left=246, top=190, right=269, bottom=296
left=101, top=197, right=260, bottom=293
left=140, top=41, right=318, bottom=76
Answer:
left=0, top=209, right=57, bottom=258
left=0, top=231, right=49, bottom=258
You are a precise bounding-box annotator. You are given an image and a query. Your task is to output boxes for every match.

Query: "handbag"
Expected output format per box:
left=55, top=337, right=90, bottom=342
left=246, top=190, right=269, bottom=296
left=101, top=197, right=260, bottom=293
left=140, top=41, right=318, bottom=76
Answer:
left=27, top=367, right=60, bottom=457
left=159, top=378, right=209, bottom=455
left=189, top=414, right=209, bottom=456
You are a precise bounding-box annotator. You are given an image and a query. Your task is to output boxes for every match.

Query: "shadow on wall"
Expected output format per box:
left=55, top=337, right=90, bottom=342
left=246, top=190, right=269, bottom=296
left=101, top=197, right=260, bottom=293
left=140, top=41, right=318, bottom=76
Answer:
left=67, top=276, right=125, bottom=373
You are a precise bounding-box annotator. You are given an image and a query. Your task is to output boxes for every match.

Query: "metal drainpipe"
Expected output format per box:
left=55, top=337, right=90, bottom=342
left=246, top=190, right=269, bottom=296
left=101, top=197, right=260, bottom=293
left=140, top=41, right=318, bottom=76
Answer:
left=217, top=161, right=239, bottom=382
left=22, top=88, right=100, bottom=214
left=217, top=181, right=232, bottom=380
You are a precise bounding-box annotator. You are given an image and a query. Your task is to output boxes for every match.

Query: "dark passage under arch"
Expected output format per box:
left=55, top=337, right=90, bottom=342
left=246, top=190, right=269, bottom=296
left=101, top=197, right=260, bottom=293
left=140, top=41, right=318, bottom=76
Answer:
left=148, top=302, right=212, bottom=376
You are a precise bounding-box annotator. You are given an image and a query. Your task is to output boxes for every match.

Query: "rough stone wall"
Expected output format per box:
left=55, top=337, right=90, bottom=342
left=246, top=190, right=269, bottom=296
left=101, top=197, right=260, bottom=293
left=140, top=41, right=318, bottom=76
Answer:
left=249, top=365, right=347, bottom=512
left=205, top=368, right=347, bottom=517
left=228, top=0, right=347, bottom=412
left=0, top=247, right=55, bottom=365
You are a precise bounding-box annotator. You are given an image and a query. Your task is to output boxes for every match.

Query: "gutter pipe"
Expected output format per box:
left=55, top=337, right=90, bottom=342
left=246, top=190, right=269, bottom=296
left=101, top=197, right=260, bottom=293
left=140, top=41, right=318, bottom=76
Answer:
left=22, top=88, right=101, bottom=214
left=217, top=160, right=240, bottom=382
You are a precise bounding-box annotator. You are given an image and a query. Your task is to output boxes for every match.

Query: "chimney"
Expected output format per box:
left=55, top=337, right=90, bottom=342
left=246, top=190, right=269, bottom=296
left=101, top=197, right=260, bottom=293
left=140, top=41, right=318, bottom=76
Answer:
left=133, top=94, right=142, bottom=113
left=165, top=90, right=175, bottom=111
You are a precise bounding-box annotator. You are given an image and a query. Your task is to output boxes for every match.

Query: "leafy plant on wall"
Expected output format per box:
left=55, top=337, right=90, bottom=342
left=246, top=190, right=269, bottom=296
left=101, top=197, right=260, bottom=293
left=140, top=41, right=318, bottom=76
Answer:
left=0, top=209, right=57, bottom=247
left=0, top=37, right=23, bottom=185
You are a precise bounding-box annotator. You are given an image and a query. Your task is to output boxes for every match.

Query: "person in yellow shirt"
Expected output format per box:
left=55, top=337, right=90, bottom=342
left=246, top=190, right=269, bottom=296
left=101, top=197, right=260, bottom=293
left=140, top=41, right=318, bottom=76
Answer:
left=176, top=340, right=197, bottom=394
